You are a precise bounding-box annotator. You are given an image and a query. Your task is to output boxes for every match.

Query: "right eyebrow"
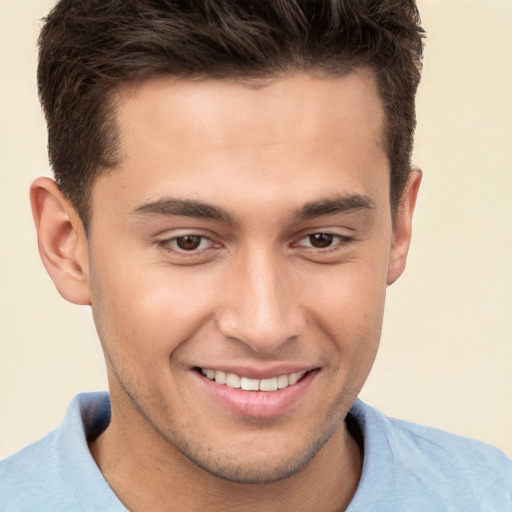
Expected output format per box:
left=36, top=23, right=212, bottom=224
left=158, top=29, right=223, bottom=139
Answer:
left=131, top=198, right=234, bottom=224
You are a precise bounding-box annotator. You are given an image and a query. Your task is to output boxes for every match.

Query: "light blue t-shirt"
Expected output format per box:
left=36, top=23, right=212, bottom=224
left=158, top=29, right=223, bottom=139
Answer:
left=1, top=392, right=511, bottom=511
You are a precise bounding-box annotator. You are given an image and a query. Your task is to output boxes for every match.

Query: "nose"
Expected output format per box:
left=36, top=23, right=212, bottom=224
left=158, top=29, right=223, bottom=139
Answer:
left=216, top=247, right=304, bottom=354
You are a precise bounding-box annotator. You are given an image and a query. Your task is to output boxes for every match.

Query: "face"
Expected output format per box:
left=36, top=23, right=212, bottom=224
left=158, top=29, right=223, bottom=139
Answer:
left=84, top=70, right=408, bottom=483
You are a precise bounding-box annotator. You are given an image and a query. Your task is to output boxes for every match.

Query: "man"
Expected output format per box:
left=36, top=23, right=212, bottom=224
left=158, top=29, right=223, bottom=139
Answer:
left=0, top=0, right=510, bottom=510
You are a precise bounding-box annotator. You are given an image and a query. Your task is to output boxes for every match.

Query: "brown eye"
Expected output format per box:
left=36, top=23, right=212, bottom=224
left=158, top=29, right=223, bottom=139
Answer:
left=308, top=233, right=334, bottom=248
left=176, top=235, right=203, bottom=251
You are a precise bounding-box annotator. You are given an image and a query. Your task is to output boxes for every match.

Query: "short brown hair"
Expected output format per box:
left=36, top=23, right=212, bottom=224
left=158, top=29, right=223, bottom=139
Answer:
left=38, top=0, right=425, bottom=229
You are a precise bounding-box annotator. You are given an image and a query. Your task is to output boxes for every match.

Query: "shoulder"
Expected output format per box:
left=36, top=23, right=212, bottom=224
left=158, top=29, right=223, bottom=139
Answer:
left=0, top=392, right=122, bottom=512
left=0, top=423, right=78, bottom=511
left=347, top=400, right=512, bottom=511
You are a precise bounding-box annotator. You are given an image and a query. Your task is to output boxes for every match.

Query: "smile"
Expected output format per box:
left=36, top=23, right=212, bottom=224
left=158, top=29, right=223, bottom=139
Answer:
left=199, top=368, right=306, bottom=391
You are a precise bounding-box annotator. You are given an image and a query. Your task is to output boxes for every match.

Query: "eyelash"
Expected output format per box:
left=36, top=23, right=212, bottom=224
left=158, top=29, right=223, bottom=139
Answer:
left=157, top=231, right=353, bottom=256
left=158, top=234, right=218, bottom=254
left=293, top=232, right=353, bottom=251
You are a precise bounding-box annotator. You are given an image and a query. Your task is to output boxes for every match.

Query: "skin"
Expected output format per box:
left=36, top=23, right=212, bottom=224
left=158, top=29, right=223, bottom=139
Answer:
left=31, top=69, right=421, bottom=511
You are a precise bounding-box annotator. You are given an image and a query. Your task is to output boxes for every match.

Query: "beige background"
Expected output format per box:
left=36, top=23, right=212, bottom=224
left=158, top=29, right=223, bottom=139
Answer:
left=1, top=0, right=511, bottom=458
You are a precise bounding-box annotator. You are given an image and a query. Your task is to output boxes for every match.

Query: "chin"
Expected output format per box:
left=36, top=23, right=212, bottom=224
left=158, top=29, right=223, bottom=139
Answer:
left=176, top=425, right=337, bottom=485
left=188, top=452, right=312, bottom=484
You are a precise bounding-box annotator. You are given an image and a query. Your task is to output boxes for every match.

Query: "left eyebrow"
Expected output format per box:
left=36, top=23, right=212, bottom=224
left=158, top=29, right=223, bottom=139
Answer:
left=294, top=194, right=375, bottom=221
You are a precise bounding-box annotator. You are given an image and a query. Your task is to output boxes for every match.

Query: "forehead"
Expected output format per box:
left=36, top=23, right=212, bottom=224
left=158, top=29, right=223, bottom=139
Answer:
left=114, top=69, right=385, bottom=154
left=93, top=70, right=389, bottom=221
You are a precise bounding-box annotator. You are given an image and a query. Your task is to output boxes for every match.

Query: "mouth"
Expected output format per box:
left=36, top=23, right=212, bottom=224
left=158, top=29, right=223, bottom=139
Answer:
left=193, top=366, right=316, bottom=418
left=197, top=367, right=307, bottom=391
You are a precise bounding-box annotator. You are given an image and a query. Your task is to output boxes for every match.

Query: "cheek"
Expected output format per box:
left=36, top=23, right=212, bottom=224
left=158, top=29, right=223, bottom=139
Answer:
left=301, top=254, right=388, bottom=355
left=89, top=257, right=219, bottom=367
left=306, top=249, right=388, bottom=309
left=319, top=282, right=385, bottom=348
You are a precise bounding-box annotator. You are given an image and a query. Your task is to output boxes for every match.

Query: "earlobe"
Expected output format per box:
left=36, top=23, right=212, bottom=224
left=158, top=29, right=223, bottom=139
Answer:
left=30, top=177, right=92, bottom=305
left=387, top=169, right=422, bottom=285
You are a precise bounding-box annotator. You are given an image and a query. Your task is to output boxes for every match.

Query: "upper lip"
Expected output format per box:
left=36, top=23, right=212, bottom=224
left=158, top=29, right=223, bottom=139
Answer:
left=193, top=364, right=317, bottom=380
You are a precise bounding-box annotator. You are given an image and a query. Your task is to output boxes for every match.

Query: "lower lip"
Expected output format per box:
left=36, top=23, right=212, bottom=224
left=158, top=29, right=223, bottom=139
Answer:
left=195, top=370, right=317, bottom=419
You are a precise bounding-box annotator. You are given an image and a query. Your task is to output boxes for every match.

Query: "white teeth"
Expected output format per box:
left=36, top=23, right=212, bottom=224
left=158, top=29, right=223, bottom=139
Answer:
left=288, top=372, right=302, bottom=385
left=214, top=370, right=226, bottom=384
left=241, top=377, right=259, bottom=391
left=225, top=373, right=241, bottom=389
left=277, top=375, right=289, bottom=389
left=201, top=368, right=306, bottom=392
left=259, top=377, right=278, bottom=391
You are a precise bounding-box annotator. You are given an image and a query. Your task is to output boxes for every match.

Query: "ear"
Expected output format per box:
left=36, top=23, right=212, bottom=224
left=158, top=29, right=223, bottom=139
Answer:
left=30, top=177, right=92, bottom=305
left=387, top=169, right=422, bottom=285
